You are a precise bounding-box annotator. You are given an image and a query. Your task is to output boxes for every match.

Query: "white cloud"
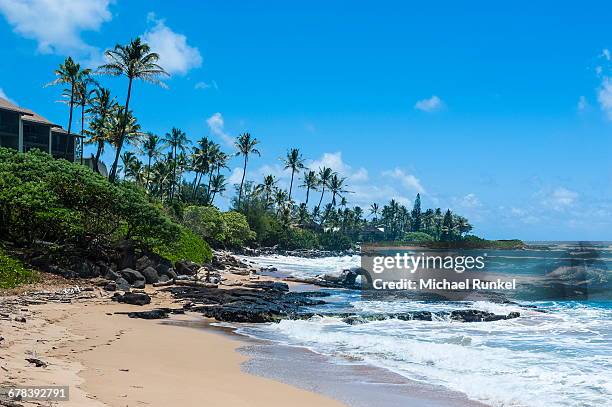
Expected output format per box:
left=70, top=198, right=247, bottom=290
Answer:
left=414, top=95, right=444, bottom=112
left=454, top=193, right=482, bottom=209
left=577, top=95, right=589, bottom=112
left=0, top=0, right=112, bottom=57
left=597, top=77, right=612, bottom=119
left=603, top=49, right=611, bottom=61
left=142, top=13, right=202, bottom=75
left=228, top=167, right=243, bottom=185
left=382, top=168, right=425, bottom=194
left=195, top=80, right=217, bottom=90
left=542, top=187, right=578, bottom=210
left=307, top=152, right=368, bottom=182
left=206, top=112, right=234, bottom=146
left=0, top=87, right=15, bottom=104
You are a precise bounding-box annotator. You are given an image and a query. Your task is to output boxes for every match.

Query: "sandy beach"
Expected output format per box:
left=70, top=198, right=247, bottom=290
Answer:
left=0, top=285, right=346, bottom=407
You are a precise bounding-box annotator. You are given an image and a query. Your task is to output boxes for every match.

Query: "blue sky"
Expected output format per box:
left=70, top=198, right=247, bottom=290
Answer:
left=1, top=0, right=611, bottom=240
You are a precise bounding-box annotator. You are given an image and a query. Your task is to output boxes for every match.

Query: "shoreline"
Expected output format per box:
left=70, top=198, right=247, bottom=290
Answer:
left=0, top=287, right=346, bottom=407
left=0, top=283, right=486, bottom=407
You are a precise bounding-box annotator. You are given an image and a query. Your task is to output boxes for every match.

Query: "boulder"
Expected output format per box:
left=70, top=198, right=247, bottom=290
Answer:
left=112, top=292, right=151, bottom=306
left=159, top=267, right=177, bottom=280
left=120, top=268, right=145, bottom=284
left=175, top=260, right=199, bottom=276
left=141, top=266, right=160, bottom=284
left=115, top=277, right=131, bottom=292
left=158, top=274, right=170, bottom=283
left=135, top=255, right=155, bottom=271
left=104, top=281, right=117, bottom=291
left=131, top=280, right=145, bottom=289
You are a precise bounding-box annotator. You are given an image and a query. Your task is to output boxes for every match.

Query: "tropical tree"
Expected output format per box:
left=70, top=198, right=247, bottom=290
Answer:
left=235, top=133, right=260, bottom=206
left=316, top=167, right=334, bottom=210
left=209, top=174, right=227, bottom=205
left=85, top=87, right=117, bottom=173
left=300, top=170, right=318, bottom=205
left=328, top=174, right=348, bottom=206
left=99, top=37, right=168, bottom=182
left=369, top=203, right=380, bottom=221
left=282, top=148, right=305, bottom=200
left=46, top=57, right=91, bottom=135
left=257, top=175, right=277, bottom=208
left=162, top=127, right=189, bottom=200
left=138, top=132, right=161, bottom=191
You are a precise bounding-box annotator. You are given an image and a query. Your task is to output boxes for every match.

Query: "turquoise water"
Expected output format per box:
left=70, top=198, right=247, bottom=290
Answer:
left=238, top=243, right=612, bottom=407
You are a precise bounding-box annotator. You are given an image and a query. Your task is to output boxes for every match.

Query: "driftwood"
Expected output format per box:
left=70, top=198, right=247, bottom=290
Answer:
left=152, top=280, right=175, bottom=287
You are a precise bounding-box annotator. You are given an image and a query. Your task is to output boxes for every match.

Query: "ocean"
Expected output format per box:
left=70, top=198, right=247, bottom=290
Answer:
left=234, top=243, right=612, bottom=407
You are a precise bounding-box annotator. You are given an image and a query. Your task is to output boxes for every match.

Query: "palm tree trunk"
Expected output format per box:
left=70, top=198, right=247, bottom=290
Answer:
left=317, top=186, right=326, bottom=209
left=171, top=146, right=177, bottom=200
left=65, top=84, right=75, bottom=156
left=305, top=186, right=310, bottom=204
left=191, top=170, right=200, bottom=198
left=146, top=155, right=152, bottom=191
left=93, top=141, right=103, bottom=174
left=80, top=102, right=85, bottom=164
left=109, top=77, right=133, bottom=182
left=288, top=169, right=295, bottom=200
left=238, top=155, right=248, bottom=206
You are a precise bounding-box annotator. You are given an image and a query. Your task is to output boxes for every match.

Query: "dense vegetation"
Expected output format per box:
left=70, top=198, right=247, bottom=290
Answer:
left=0, top=247, right=39, bottom=289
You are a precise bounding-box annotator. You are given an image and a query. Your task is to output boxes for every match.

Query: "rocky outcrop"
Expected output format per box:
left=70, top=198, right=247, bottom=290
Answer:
left=111, top=292, right=151, bottom=306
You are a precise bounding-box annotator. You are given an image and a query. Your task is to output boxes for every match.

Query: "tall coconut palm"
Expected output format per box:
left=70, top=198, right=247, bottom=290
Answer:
left=257, top=175, right=277, bottom=208
left=369, top=203, right=380, bottom=221
left=300, top=170, right=318, bottom=205
left=328, top=174, right=348, bottom=206
left=47, top=57, right=91, bottom=135
left=234, top=133, right=261, bottom=206
left=138, top=132, right=161, bottom=191
left=162, top=127, right=189, bottom=200
left=86, top=87, right=116, bottom=173
left=74, top=74, right=96, bottom=162
left=316, top=167, right=334, bottom=210
left=282, top=148, right=305, bottom=200
left=99, top=37, right=168, bottom=182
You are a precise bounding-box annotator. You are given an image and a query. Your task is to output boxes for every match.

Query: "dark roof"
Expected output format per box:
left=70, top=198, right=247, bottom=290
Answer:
left=0, top=96, right=78, bottom=135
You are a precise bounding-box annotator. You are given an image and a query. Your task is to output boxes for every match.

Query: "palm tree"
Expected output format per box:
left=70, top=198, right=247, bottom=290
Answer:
left=282, top=148, right=305, bottom=200
left=47, top=57, right=91, bottom=135
left=74, top=74, right=96, bottom=163
left=369, top=203, right=380, bottom=221
left=234, top=133, right=261, bottom=206
left=209, top=174, right=227, bottom=205
left=107, top=107, right=141, bottom=158
left=257, top=175, right=277, bottom=208
left=99, top=37, right=168, bottom=182
left=274, top=189, right=289, bottom=215
left=85, top=87, right=116, bottom=173
left=299, top=170, right=318, bottom=205
left=162, top=127, right=189, bottom=200
left=138, top=132, right=161, bottom=191
left=120, top=151, right=140, bottom=180
left=328, top=174, right=348, bottom=206
left=316, top=167, right=334, bottom=210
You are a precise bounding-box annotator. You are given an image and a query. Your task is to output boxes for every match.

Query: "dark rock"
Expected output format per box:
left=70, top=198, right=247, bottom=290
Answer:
left=159, top=267, right=177, bottom=280
left=127, top=309, right=169, bottom=319
left=120, top=268, right=145, bottom=284
left=244, top=281, right=289, bottom=291
left=111, top=292, right=151, bottom=306
left=104, top=281, right=117, bottom=291
left=135, top=255, right=155, bottom=271
left=131, top=280, right=145, bottom=289
left=141, top=266, right=159, bottom=284
left=449, top=309, right=520, bottom=322
left=25, top=357, right=47, bottom=367
left=14, top=316, right=26, bottom=323
left=115, top=277, right=131, bottom=292
left=158, top=274, right=170, bottom=283
left=175, top=260, right=199, bottom=276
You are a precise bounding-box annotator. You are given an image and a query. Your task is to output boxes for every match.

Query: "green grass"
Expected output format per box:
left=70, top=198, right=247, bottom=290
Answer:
left=0, top=248, right=40, bottom=289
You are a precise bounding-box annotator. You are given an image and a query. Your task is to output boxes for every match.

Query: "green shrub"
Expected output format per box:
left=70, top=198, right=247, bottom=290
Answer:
left=222, top=211, right=256, bottom=247
left=319, top=231, right=353, bottom=251
left=0, top=148, right=179, bottom=248
left=183, top=206, right=255, bottom=248
left=153, top=226, right=212, bottom=264
left=402, top=231, right=434, bottom=243
left=0, top=248, right=39, bottom=289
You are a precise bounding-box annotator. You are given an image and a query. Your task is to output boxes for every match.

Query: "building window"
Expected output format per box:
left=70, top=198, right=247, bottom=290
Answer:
left=51, top=132, right=75, bottom=161
left=0, top=110, right=19, bottom=149
left=23, top=121, right=51, bottom=153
